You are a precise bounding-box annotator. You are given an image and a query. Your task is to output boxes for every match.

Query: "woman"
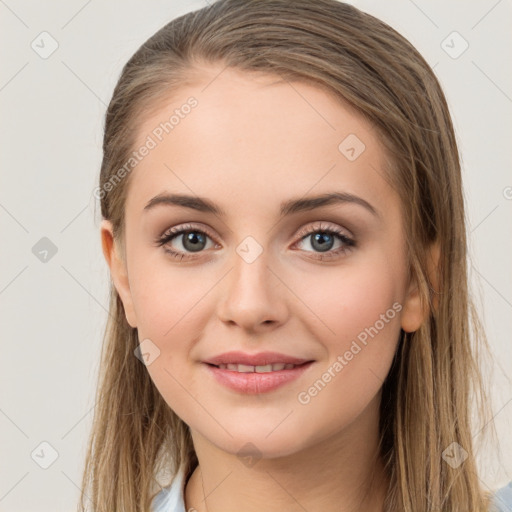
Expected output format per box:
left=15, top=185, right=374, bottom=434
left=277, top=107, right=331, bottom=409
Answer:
left=81, top=1, right=511, bottom=510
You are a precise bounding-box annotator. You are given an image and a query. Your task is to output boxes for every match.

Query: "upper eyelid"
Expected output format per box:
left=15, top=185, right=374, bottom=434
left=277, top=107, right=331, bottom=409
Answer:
left=161, top=222, right=217, bottom=241
left=161, top=221, right=353, bottom=245
left=295, top=221, right=353, bottom=240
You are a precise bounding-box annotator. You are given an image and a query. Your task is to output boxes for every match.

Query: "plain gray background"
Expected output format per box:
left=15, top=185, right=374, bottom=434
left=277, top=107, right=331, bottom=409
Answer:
left=1, top=1, right=511, bottom=510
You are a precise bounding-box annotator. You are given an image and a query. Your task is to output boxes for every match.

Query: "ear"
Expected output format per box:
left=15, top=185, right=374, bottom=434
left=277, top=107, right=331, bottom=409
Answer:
left=400, top=240, right=441, bottom=333
left=100, top=220, right=138, bottom=328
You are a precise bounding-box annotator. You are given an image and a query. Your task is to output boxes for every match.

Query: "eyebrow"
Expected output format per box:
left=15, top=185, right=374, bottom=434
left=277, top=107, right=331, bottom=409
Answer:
left=143, top=191, right=379, bottom=218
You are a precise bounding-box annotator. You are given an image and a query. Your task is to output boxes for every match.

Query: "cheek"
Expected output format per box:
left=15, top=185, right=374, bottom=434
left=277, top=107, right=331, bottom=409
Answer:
left=127, top=255, right=222, bottom=409
left=285, top=272, right=402, bottom=449
left=291, top=258, right=403, bottom=398
left=128, top=243, right=212, bottom=339
left=292, top=256, right=403, bottom=343
left=129, top=260, right=214, bottom=415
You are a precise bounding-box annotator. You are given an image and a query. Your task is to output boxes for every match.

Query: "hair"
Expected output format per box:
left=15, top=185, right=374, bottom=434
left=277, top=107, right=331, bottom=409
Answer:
left=80, top=0, right=497, bottom=510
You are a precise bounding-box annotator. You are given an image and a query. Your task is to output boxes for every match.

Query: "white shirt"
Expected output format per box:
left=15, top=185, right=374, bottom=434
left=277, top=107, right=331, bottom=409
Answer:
left=151, top=467, right=186, bottom=512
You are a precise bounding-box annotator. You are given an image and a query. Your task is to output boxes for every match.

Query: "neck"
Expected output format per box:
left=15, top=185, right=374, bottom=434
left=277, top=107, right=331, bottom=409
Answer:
left=184, top=394, right=389, bottom=512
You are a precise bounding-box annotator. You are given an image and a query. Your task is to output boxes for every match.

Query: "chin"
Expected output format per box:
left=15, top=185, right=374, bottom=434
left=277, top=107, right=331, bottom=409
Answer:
left=203, top=425, right=314, bottom=462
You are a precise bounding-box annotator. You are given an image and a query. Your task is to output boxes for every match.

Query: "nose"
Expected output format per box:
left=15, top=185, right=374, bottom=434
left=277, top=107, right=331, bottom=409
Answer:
left=217, top=245, right=289, bottom=333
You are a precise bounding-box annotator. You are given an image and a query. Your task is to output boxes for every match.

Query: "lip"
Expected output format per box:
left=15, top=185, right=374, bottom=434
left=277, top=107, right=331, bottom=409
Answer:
left=203, top=351, right=313, bottom=366
left=203, top=359, right=315, bottom=394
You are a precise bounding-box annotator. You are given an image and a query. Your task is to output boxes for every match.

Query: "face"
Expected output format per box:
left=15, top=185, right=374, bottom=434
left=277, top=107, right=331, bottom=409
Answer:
left=101, top=64, right=426, bottom=460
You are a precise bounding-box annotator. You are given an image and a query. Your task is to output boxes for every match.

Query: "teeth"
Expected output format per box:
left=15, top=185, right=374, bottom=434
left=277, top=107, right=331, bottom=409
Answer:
left=216, top=363, right=298, bottom=372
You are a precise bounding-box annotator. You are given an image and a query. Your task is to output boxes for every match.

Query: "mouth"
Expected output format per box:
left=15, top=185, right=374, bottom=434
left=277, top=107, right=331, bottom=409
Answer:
left=203, top=360, right=315, bottom=394
left=205, top=362, right=309, bottom=372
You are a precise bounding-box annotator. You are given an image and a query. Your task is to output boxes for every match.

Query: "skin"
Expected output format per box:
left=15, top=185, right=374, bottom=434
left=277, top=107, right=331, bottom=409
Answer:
left=101, top=64, right=435, bottom=512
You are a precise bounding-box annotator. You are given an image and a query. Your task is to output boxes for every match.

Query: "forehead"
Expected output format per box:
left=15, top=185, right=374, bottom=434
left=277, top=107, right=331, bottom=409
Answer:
left=125, top=65, right=396, bottom=219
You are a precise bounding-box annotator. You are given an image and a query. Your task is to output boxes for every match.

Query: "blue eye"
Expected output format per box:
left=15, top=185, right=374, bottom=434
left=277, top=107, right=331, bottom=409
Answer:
left=156, top=221, right=355, bottom=262
left=293, top=222, right=355, bottom=261
left=156, top=224, right=216, bottom=260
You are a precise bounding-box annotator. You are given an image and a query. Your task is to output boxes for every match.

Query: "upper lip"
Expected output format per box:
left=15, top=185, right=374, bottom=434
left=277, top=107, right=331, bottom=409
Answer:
left=203, top=351, right=314, bottom=366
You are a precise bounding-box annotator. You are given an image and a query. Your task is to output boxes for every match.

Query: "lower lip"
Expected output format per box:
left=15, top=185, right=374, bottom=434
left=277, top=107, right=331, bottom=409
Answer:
left=203, top=362, right=314, bottom=394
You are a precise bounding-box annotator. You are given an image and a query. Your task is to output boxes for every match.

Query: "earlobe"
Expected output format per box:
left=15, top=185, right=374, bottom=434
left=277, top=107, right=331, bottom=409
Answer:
left=100, top=220, right=138, bottom=328
left=400, top=241, right=441, bottom=333
left=400, top=281, right=424, bottom=333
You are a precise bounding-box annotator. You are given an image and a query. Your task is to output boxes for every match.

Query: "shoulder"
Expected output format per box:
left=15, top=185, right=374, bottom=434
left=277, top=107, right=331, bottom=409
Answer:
left=151, top=467, right=187, bottom=512
left=490, top=481, right=512, bottom=512
left=149, top=475, right=512, bottom=512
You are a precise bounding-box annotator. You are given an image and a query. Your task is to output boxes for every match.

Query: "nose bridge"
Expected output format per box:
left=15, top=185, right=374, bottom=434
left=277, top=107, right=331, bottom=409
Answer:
left=234, top=237, right=272, bottom=291
left=217, top=235, right=287, bottom=330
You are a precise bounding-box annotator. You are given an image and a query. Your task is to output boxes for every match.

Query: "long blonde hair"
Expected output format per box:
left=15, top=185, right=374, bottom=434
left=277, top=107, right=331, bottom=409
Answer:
left=81, top=1, right=496, bottom=510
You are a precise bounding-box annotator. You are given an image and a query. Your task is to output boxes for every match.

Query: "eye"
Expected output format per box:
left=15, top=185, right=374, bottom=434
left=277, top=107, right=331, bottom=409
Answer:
left=292, top=221, right=355, bottom=261
left=156, top=221, right=355, bottom=262
left=155, top=223, right=217, bottom=261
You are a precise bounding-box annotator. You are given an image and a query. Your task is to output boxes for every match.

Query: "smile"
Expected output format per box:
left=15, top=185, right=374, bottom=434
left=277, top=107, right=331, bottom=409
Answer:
left=204, top=361, right=314, bottom=394
left=213, top=363, right=298, bottom=372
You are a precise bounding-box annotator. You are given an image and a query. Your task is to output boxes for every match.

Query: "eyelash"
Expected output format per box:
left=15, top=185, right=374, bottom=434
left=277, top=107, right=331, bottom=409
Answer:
left=155, top=222, right=356, bottom=262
